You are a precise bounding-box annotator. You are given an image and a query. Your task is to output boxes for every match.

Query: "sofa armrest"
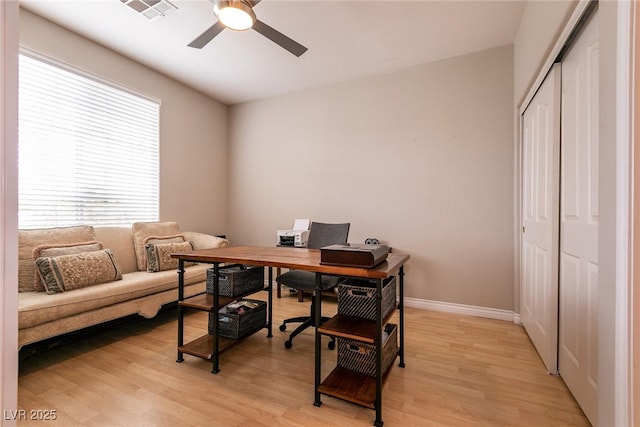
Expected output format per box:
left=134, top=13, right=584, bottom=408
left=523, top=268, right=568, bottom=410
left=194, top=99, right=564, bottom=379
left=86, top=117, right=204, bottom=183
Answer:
left=182, top=231, right=229, bottom=250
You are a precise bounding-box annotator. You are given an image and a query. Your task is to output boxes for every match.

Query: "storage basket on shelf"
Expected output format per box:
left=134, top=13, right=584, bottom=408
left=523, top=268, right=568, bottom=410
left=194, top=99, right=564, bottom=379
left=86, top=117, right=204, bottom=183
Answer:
left=208, top=299, right=267, bottom=340
left=337, top=276, right=396, bottom=320
left=206, top=264, right=264, bottom=297
left=337, top=323, right=398, bottom=376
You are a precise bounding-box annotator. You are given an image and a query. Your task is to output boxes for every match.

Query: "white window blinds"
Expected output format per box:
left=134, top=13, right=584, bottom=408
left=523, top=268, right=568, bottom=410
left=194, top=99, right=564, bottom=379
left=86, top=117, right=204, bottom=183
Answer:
left=18, top=53, right=160, bottom=229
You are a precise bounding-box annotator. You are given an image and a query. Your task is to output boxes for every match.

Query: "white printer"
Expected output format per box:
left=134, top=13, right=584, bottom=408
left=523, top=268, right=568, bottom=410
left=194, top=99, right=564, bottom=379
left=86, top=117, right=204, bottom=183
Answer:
left=277, top=219, right=310, bottom=247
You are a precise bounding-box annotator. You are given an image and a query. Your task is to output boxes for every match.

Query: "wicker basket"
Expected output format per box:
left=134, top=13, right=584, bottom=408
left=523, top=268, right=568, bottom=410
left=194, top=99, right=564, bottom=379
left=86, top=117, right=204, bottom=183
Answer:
left=337, top=276, right=396, bottom=320
left=206, top=264, right=264, bottom=297
left=208, top=299, right=267, bottom=340
left=337, top=323, right=398, bottom=376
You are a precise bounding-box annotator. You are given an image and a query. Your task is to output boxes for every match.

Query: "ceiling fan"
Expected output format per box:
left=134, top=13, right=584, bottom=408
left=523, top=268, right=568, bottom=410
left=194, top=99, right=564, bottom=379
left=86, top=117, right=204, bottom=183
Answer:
left=188, top=0, right=308, bottom=57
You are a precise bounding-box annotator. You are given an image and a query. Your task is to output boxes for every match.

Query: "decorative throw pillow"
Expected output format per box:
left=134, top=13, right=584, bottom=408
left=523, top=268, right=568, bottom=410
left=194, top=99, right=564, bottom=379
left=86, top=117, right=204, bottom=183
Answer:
left=132, top=221, right=181, bottom=271
left=146, top=241, right=193, bottom=272
left=18, top=225, right=96, bottom=292
left=35, top=249, right=123, bottom=294
left=32, top=241, right=104, bottom=292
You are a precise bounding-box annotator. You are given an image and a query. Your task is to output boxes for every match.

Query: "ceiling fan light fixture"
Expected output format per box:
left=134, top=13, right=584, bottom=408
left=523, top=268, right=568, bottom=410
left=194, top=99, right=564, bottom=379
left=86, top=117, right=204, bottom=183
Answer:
left=214, top=0, right=256, bottom=31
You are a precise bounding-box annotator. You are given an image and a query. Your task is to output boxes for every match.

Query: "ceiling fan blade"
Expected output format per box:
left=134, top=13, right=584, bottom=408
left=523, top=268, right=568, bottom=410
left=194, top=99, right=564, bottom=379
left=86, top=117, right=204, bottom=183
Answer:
left=253, top=19, right=308, bottom=57
left=188, top=22, right=225, bottom=49
left=247, top=0, right=262, bottom=6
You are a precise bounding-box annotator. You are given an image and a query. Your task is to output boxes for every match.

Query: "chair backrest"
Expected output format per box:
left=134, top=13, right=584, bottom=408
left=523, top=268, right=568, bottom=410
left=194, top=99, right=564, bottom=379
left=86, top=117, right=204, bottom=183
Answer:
left=307, top=222, right=350, bottom=250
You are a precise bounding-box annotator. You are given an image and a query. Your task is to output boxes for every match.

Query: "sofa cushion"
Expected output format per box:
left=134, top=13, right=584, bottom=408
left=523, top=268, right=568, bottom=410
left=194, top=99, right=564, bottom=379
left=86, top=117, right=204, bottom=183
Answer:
left=146, top=241, right=193, bottom=272
left=18, top=264, right=209, bottom=329
left=93, top=227, right=138, bottom=274
left=32, top=241, right=104, bottom=291
left=35, top=249, right=123, bottom=294
left=144, top=234, right=184, bottom=246
left=132, top=221, right=181, bottom=271
left=18, top=225, right=96, bottom=292
left=182, top=231, right=230, bottom=250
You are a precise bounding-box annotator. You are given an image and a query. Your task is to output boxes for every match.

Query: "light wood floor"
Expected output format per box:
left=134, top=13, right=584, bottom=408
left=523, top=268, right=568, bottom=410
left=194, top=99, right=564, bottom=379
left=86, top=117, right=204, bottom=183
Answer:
left=18, top=290, right=591, bottom=426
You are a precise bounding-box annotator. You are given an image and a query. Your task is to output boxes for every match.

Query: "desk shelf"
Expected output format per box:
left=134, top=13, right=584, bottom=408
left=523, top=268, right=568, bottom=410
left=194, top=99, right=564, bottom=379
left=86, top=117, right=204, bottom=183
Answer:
left=313, top=273, right=405, bottom=427
left=178, top=334, right=234, bottom=360
left=178, top=293, right=236, bottom=311
left=175, top=261, right=273, bottom=374
left=317, top=364, right=396, bottom=409
left=179, top=328, right=264, bottom=360
left=317, top=311, right=396, bottom=344
left=178, top=289, right=269, bottom=312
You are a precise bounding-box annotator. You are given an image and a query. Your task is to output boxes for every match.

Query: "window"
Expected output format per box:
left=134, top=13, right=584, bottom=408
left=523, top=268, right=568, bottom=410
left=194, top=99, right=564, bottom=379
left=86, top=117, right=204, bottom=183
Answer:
left=18, top=52, right=160, bottom=229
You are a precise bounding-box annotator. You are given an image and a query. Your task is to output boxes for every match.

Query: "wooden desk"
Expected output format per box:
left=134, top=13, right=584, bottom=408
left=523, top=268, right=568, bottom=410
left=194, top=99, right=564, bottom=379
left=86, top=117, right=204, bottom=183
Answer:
left=174, top=246, right=406, bottom=278
left=172, top=245, right=409, bottom=427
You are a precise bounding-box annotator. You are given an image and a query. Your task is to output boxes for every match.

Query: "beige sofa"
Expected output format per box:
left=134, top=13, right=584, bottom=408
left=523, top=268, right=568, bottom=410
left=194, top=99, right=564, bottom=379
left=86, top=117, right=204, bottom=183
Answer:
left=17, top=222, right=228, bottom=349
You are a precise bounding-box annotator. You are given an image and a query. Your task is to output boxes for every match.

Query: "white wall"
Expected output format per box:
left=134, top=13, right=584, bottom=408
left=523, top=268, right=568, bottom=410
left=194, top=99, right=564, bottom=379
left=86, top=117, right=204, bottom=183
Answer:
left=513, top=0, right=577, bottom=105
left=1, top=2, right=19, bottom=425
left=19, top=9, right=229, bottom=234
left=598, top=2, right=632, bottom=425
left=228, top=45, right=515, bottom=311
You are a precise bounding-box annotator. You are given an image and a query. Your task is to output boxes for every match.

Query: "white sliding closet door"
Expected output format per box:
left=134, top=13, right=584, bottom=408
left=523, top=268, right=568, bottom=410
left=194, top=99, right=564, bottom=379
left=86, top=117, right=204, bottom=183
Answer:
left=520, top=64, right=561, bottom=374
left=558, top=10, right=599, bottom=425
left=520, top=5, right=599, bottom=424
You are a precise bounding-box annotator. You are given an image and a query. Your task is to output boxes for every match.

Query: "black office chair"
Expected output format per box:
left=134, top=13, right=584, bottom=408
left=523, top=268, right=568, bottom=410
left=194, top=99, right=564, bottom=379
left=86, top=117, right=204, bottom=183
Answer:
left=277, top=222, right=350, bottom=349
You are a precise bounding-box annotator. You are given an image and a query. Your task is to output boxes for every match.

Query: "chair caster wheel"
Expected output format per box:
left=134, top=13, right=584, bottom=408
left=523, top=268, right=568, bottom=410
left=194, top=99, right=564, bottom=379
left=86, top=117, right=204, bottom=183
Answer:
left=279, top=324, right=287, bottom=332
left=328, top=340, right=335, bottom=350
left=284, top=340, right=293, bottom=349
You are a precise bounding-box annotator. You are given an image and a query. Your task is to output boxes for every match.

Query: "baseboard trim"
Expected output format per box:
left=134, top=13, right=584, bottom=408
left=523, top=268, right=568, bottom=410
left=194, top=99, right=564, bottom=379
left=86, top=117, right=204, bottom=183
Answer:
left=404, top=297, right=518, bottom=323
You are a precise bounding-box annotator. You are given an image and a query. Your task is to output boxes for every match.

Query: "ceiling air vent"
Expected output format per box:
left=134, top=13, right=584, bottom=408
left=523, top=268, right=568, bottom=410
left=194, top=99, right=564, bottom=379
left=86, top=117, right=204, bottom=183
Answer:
left=120, top=0, right=177, bottom=20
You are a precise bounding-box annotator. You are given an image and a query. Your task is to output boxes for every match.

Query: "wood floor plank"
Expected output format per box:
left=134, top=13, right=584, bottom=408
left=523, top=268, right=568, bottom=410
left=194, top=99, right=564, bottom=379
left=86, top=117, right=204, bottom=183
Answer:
left=18, top=291, right=591, bottom=426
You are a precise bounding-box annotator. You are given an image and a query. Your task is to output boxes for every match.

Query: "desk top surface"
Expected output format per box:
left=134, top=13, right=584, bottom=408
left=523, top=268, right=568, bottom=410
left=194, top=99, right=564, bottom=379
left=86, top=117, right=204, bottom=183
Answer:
left=172, top=246, right=409, bottom=279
